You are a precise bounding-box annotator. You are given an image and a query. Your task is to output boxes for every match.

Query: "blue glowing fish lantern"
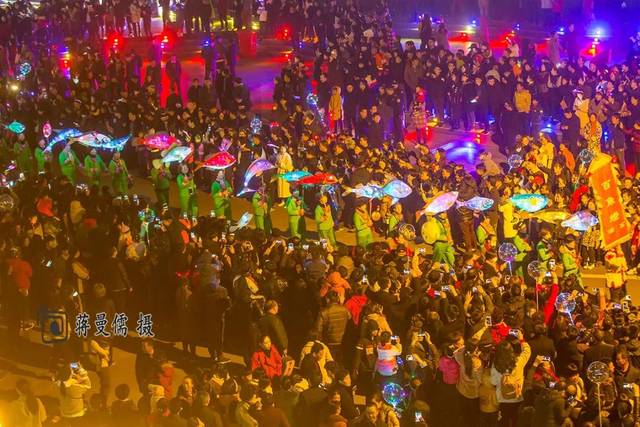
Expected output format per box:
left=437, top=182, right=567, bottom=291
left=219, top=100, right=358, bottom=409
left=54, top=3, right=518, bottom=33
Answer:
left=237, top=158, right=275, bottom=196
left=74, top=132, right=131, bottom=151
left=509, top=193, right=548, bottom=213
left=458, top=196, right=494, bottom=211
left=6, top=121, right=25, bottom=134
left=383, top=179, right=413, bottom=204
left=561, top=210, right=599, bottom=232
left=106, top=135, right=131, bottom=151
left=279, top=170, right=312, bottom=182
left=343, top=184, right=385, bottom=200
left=46, top=128, right=83, bottom=152
left=229, top=212, right=253, bottom=232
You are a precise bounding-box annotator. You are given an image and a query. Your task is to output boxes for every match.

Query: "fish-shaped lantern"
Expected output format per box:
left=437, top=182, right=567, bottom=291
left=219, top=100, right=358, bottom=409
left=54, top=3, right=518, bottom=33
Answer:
left=237, top=159, right=275, bottom=196
left=229, top=212, right=253, bottom=232
left=561, top=210, right=599, bottom=232
left=533, top=209, right=570, bottom=224
left=279, top=170, right=312, bottom=182
left=295, top=172, right=338, bottom=186
left=418, top=191, right=460, bottom=217
left=457, top=196, right=495, bottom=211
left=45, top=128, right=83, bottom=152
left=382, top=179, right=412, bottom=204
left=161, top=146, right=193, bottom=164
left=141, top=133, right=180, bottom=152
left=509, top=193, right=549, bottom=213
left=343, top=184, right=385, bottom=199
left=200, top=151, right=236, bottom=170
left=6, top=121, right=25, bottom=134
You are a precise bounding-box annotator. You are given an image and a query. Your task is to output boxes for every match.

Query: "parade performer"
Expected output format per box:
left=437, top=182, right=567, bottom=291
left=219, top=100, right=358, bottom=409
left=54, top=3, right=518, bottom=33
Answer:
left=285, top=189, right=306, bottom=238
left=84, top=149, right=106, bottom=188
left=109, top=151, right=130, bottom=196
left=210, top=171, right=232, bottom=219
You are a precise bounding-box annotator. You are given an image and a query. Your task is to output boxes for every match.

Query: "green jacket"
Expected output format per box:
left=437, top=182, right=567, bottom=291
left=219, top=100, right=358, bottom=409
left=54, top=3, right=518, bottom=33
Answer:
left=536, top=240, right=552, bottom=263
left=211, top=180, right=231, bottom=209
left=151, top=167, right=172, bottom=190
left=252, top=191, right=271, bottom=216
left=285, top=196, right=304, bottom=217
left=84, top=154, right=106, bottom=181
left=34, top=147, right=47, bottom=173
left=315, top=204, right=333, bottom=231
left=58, top=149, right=78, bottom=177
left=14, top=142, right=34, bottom=174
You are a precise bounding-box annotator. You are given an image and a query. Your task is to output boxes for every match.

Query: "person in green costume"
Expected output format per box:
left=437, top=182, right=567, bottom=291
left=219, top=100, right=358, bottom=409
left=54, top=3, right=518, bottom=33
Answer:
left=387, top=203, right=403, bottom=238
left=433, top=213, right=455, bottom=267
left=14, top=134, right=34, bottom=177
left=476, top=214, right=497, bottom=251
left=84, top=149, right=106, bottom=187
left=513, top=223, right=533, bottom=278
left=58, top=143, right=79, bottom=184
left=536, top=228, right=554, bottom=269
left=210, top=171, right=232, bottom=219
left=252, top=185, right=272, bottom=235
left=560, top=235, right=581, bottom=284
left=354, top=201, right=374, bottom=248
left=34, top=139, right=49, bottom=174
left=177, top=164, right=198, bottom=217
left=315, top=193, right=336, bottom=246
left=285, top=189, right=306, bottom=238
left=109, top=151, right=130, bottom=196
left=150, top=159, right=172, bottom=207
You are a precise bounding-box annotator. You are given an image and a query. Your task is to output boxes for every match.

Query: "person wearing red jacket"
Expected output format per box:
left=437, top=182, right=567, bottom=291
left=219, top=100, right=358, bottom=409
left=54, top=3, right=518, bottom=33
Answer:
left=6, top=247, right=34, bottom=337
left=251, top=335, right=283, bottom=379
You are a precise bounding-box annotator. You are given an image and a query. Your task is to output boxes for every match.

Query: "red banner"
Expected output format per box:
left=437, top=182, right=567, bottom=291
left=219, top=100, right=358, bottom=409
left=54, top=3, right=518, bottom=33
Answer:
left=589, top=154, right=632, bottom=249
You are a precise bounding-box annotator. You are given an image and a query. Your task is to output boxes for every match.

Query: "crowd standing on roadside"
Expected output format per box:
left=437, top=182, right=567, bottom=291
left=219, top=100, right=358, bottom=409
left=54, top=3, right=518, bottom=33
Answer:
left=5, top=0, right=640, bottom=426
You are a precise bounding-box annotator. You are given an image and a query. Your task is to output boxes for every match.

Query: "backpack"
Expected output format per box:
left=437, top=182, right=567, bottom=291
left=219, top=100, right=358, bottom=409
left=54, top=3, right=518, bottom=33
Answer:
left=501, top=371, right=522, bottom=400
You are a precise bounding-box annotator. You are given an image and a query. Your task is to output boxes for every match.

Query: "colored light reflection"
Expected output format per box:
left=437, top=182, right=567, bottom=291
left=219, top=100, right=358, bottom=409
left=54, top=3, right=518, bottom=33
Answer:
left=437, top=140, right=485, bottom=170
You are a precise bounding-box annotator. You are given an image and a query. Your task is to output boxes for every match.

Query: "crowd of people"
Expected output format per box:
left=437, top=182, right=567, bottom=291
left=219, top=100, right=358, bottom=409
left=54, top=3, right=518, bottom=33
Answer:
left=4, top=0, right=640, bottom=425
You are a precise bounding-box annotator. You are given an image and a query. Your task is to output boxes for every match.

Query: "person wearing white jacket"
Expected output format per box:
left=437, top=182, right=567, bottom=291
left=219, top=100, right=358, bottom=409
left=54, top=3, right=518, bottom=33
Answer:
left=490, top=330, right=531, bottom=427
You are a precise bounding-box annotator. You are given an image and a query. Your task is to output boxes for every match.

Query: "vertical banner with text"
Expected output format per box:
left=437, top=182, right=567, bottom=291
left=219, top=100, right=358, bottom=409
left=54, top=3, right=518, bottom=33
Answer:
left=588, top=154, right=632, bottom=249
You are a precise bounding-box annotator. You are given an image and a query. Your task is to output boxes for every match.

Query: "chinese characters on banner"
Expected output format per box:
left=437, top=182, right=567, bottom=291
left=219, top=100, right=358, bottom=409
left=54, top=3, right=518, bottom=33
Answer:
left=74, top=312, right=154, bottom=338
left=588, top=154, right=632, bottom=249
